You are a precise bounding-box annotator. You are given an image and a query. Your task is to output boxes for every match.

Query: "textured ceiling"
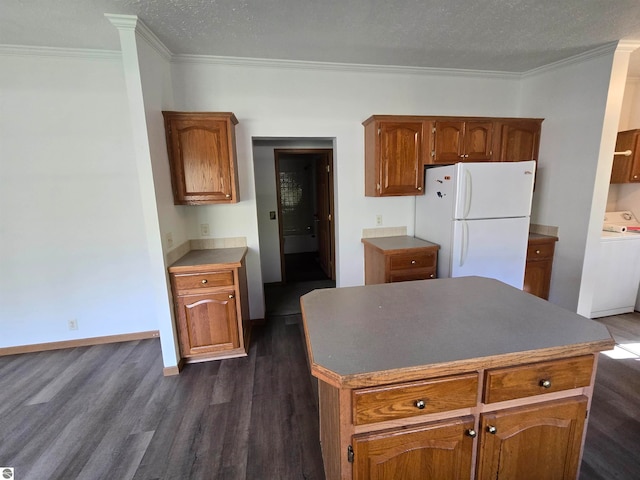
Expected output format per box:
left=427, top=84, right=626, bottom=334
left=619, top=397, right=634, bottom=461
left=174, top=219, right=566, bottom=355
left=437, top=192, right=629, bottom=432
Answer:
left=1, top=0, right=640, bottom=74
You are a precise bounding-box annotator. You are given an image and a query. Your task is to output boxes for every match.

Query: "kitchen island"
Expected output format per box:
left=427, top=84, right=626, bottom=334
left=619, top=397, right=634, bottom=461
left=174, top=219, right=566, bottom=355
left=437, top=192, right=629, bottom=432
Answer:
left=300, top=276, right=614, bottom=480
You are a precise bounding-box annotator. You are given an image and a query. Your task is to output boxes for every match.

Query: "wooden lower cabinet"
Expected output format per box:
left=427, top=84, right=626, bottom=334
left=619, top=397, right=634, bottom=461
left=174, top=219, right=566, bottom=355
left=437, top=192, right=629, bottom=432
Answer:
left=168, top=248, right=249, bottom=364
left=175, top=290, right=240, bottom=356
left=524, top=234, right=557, bottom=300
left=477, top=397, right=587, bottom=480
left=318, top=355, right=596, bottom=480
left=352, top=416, right=475, bottom=480
left=361, top=236, right=439, bottom=285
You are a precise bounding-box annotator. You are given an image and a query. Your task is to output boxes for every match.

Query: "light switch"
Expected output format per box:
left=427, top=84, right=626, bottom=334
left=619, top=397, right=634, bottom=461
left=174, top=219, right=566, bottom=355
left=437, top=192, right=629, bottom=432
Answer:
left=200, top=223, right=210, bottom=236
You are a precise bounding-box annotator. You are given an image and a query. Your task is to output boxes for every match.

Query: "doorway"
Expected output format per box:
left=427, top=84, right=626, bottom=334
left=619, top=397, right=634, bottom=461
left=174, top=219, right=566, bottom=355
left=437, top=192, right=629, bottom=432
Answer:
left=274, top=149, right=335, bottom=284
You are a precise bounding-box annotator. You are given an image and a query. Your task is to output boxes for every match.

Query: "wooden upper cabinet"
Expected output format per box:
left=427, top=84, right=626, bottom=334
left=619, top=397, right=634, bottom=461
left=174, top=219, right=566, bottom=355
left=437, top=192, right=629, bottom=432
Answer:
left=363, top=116, right=430, bottom=196
left=163, top=112, right=240, bottom=205
left=432, top=120, right=494, bottom=164
left=496, top=120, right=542, bottom=162
left=610, top=129, right=640, bottom=183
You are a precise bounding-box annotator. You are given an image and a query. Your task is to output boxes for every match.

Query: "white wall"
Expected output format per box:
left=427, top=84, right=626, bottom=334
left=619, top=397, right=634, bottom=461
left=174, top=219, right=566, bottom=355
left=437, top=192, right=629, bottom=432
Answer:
left=518, top=46, right=629, bottom=314
left=0, top=51, right=158, bottom=346
left=170, top=60, right=521, bottom=319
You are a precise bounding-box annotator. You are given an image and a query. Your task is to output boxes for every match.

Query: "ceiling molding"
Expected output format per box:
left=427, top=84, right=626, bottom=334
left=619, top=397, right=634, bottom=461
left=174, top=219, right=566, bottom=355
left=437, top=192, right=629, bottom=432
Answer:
left=617, top=40, right=640, bottom=53
left=105, top=14, right=172, bottom=62
left=522, top=42, right=618, bottom=78
left=0, top=44, right=121, bottom=59
left=170, top=53, right=521, bottom=79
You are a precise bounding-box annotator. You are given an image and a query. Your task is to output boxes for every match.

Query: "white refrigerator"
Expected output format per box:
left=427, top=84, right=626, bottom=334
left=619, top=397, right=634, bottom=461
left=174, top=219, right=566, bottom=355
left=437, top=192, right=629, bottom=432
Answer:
left=414, top=161, right=536, bottom=289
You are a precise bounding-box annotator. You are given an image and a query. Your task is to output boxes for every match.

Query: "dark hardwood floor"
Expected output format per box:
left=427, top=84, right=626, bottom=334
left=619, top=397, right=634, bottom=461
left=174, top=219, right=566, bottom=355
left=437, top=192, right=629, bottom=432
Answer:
left=0, top=317, right=324, bottom=480
left=1, top=310, right=638, bottom=479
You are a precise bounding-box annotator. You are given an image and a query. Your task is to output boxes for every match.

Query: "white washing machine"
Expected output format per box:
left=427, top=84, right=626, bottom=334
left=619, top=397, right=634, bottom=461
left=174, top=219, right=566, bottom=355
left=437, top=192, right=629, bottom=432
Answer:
left=590, top=211, right=640, bottom=318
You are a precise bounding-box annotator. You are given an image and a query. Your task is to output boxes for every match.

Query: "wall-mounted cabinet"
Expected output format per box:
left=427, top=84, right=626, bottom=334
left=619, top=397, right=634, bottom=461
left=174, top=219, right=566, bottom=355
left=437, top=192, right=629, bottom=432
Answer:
left=610, top=129, right=640, bottom=183
left=163, top=111, right=240, bottom=204
left=495, top=119, right=542, bottom=162
left=363, top=116, right=431, bottom=196
left=432, top=120, right=494, bottom=164
left=363, top=115, right=543, bottom=197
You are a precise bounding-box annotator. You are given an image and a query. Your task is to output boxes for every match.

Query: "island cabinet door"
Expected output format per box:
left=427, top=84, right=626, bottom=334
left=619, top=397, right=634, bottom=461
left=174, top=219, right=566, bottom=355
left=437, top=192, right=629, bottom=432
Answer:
left=351, top=416, right=475, bottom=480
left=476, top=396, right=587, bottom=480
left=175, top=291, right=239, bottom=357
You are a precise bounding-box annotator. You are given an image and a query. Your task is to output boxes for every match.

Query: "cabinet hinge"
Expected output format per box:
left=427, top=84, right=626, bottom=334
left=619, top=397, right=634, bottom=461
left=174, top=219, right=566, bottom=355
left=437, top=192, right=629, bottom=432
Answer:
left=432, top=127, right=436, bottom=134
left=431, top=150, right=435, bottom=157
left=326, top=164, right=330, bottom=173
left=347, top=445, right=354, bottom=463
left=377, top=128, right=381, bottom=136
left=328, top=214, right=332, bottom=221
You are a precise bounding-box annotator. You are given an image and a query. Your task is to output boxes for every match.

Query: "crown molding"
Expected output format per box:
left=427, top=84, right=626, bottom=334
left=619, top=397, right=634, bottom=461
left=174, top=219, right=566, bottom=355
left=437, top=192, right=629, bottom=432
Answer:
left=105, top=14, right=172, bottom=62
left=522, top=42, right=619, bottom=78
left=0, top=44, right=121, bottom=59
left=170, top=53, right=521, bottom=79
left=617, top=40, right=640, bottom=53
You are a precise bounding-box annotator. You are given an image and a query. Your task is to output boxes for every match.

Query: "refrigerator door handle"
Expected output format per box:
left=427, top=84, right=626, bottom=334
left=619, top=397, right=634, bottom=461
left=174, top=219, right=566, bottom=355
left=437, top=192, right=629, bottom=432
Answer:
left=463, top=168, right=472, bottom=218
left=460, top=221, right=469, bottom=267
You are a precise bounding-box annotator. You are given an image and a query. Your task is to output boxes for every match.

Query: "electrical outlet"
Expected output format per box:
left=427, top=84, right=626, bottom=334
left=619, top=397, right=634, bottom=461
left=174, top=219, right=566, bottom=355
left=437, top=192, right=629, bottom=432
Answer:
left=68, top=319, right=79, bottom=330
left=376, top=214, right=383, bottom=226
left=200, top=223, right=210, bottom=237
left=166, top=232, right=173, bottom=248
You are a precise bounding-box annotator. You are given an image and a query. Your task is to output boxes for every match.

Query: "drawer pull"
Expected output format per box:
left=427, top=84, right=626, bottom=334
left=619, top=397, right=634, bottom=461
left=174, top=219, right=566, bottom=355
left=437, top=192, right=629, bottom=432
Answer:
left=487, top=425, right=497, bottom=434
left=466, top=429, right=477, bottom=438
left=415, top=399, right=426, bottom=409
left=201, top=279, right=208, bottom=284
left=540, top=379, right=552, bottom=388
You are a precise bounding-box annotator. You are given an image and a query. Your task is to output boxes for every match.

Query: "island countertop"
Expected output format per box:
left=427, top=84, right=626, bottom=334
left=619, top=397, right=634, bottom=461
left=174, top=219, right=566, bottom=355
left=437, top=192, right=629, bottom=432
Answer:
left=300, top=276, right=614, bottom=388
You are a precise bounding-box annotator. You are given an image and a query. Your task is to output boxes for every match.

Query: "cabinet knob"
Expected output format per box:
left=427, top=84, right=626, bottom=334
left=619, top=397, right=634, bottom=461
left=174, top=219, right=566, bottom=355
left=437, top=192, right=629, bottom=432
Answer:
left=415, top=399, right=426, bottom=409
left=634, top=175, right=638, bottom=179
left=536, top=250, right=541, bottom=254
left=417, top=186, right=422, bottom=191
left=411, top=260, right=416, bottom=264
left=429, top=274, right=435, bottom=278
left=228, top=294, right=235, bottom=299
left=225, top=194, right=231, bottom=198
left=540, top=379, right=552, bottom=388
left=466, top=429, right=477, bottom=438
left=201, top=279, right=208, bottom=284
left=487, top=425, right=497, bottom=434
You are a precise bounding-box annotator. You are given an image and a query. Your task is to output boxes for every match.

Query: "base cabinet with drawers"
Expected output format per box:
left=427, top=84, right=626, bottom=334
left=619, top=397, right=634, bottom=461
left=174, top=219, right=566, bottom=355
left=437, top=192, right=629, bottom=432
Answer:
left=361, top=236, right=439, bottom=284
left=168, top=248, right=249, bottom=364
left=524, top=234, right=558, bottom=300
left=317, top=356, right=595, bottom=480
left=301, top=277, right=613, bottom=480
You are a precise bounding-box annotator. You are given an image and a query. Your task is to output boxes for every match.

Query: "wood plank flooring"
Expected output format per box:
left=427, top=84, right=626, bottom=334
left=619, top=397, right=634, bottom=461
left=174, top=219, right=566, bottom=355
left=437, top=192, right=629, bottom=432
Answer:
left=0, top=317, right=324, bottom=480
left=1, top=312, right=639, bottom=479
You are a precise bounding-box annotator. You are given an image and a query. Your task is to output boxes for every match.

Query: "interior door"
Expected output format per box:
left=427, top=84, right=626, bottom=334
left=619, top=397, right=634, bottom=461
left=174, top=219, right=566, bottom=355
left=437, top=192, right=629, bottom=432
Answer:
left=316, top=151, right=335, bottom=279
left=451, top=217, right=529, bottom=289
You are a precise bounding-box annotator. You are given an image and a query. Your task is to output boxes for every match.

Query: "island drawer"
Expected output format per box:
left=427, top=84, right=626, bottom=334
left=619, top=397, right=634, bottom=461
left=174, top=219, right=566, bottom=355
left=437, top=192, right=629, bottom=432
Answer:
left=172, top=271, right=234, bottom=292
left=483, top=355, right=594, bottom=403
left=389, top=251, right=436, bottom=271
left=352, top=373, right=478, bottom=425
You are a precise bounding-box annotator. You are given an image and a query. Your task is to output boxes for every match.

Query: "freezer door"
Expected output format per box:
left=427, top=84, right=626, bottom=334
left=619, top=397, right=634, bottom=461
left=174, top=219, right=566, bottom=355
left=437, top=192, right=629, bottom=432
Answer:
left=453, top=161, right=535, bottom=219
left=450, top=217, right=529, bottom=289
